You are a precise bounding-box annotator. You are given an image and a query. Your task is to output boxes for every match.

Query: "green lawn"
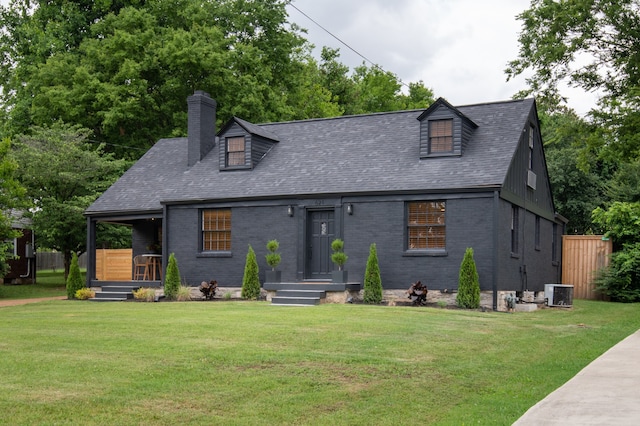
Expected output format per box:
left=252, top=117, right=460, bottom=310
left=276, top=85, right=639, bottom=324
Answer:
left=1, top=299, right=639, bottom=425
left=0, top=269, right=77, bottom=299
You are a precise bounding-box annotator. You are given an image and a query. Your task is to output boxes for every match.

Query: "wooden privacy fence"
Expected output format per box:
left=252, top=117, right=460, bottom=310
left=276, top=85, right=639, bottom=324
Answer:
left=36, top=252, right=87, bottom=271
left=95, top=249, right=132, bottom=281
left=562, top=236, right=612, bottom=300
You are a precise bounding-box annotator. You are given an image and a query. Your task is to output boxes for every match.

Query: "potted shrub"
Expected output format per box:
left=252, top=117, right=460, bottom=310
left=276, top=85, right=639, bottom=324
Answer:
left=264, top=239, right=281, bottom=283
left=331, top=238, right=348, bottom=283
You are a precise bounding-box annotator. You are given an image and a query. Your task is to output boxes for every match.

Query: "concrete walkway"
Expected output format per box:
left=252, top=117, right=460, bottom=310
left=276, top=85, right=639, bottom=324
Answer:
left=514, top=329, right=640, bottom=425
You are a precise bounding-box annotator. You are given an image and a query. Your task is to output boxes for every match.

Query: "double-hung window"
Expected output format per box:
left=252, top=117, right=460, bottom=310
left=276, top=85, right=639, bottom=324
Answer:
left=429, top=119, right=453, bottom=153
left=202, top=209, right=231, bottom=251
left=226, top=136, right=245, bottom=167
left=407, top=201, right=446, bottom=250
left=511, top=206, right=519, bottom=254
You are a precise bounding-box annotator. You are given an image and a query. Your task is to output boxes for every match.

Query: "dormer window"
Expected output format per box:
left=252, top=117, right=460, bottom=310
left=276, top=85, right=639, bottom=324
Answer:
left=218, top=117, right=280, bottom=171
left=418, top=98, right=477, bottom=158
left=226, top=136, right=245, bottom=167
left=429, top=119, right=453, bottom=153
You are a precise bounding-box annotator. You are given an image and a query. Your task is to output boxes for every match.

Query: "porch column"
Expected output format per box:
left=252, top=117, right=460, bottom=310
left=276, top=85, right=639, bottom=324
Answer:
left=86, top=217, right=96, bottom=287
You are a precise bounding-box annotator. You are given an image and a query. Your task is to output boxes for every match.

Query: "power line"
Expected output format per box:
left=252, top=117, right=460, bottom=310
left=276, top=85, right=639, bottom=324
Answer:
left=289, top=3, right=409, bottom=88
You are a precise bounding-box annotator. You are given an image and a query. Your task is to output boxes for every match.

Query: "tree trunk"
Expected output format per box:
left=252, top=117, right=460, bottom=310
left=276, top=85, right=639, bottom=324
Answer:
left=63, top=251, right=72, bottom=280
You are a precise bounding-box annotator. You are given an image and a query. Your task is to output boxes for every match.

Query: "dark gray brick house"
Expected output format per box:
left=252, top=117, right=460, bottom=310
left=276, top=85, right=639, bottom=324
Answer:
left=85, top=91, right=565, bottom=309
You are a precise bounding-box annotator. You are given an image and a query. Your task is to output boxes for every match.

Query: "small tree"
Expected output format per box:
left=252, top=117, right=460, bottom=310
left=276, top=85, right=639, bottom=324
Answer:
left=241, top=245, right=261, bottom=300
left=330, top=238, right=348, bottom=270
left=265, top=239, right=281, bottom=270
left=363, top=243, right=383, bottom=304
left=456, top=248, right=480, bottom=309
left=164, top=253, right=180, bottom=300
left=66, top=252, right=84, bottom=299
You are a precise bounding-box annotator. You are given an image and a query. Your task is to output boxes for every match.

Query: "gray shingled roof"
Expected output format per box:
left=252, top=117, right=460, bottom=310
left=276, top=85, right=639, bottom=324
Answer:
left=86, top=98, right=534, bottom=215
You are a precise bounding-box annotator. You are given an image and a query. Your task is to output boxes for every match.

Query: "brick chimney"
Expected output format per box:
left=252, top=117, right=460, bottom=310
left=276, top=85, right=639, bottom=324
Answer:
left=187, top=90, right=217, bottom=167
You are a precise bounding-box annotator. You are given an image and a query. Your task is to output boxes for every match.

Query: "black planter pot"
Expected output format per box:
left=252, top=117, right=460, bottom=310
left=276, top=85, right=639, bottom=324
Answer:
left=265, top=270, right=281, bottom=283
left=332, top=270, right=348, bottom=284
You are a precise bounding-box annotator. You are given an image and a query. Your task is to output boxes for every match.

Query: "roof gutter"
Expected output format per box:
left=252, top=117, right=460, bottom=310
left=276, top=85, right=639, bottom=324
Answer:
left=160, top=185, right=503, bottom=207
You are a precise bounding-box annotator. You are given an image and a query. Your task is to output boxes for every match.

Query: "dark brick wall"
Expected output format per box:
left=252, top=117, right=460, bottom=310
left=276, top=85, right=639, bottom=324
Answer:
left=164, top=195, right=512, bottom=290
left=166, top=204, right=298, bottom=286
left=132, top=219, right=160, bottom=257
left=341, top=196, right=494, bottom=290
left=496, top=199, right=561, bottom=292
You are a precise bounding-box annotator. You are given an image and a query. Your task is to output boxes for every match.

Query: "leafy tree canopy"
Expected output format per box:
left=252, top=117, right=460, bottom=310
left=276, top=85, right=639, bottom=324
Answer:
left=507, top=0, right=640, bottom=165
left=540, top=108, right=610, bottom=233
left=507, top=0, right=639, bottom=109
left=0, top=137, right=28, bottom=277
left=0, top=0, right=310, bottom=158
left=0, top=1, right=435, bottom=160
left=13, top=123, right=128, bottom=276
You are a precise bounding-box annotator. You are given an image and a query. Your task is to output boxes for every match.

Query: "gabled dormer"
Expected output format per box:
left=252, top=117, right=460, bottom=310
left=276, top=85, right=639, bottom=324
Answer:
left=417, top=97, right=478, bottom=158
left=217, top=117, right=279, bottom=171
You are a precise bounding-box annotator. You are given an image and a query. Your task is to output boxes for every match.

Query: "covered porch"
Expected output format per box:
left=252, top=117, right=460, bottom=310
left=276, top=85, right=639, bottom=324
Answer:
left=86, top=212, right=164, bottom=288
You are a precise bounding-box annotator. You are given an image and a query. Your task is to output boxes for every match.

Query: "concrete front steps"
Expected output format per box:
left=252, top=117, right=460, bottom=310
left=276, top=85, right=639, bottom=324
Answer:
left=89, top=280, right=162, bottom=302
left=271, top=289, right=325, bottom=306
left=91, top=285, right=140, bottom=302
left=264, top=281, right=360, bottom=306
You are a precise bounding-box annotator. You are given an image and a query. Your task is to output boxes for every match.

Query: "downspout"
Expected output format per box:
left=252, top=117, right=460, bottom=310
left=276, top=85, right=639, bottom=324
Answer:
left=492, top=190, right=499, bottom=311
left=19, top=258, right=31, bottom=278
left=521, top=167, right=528, bottom=294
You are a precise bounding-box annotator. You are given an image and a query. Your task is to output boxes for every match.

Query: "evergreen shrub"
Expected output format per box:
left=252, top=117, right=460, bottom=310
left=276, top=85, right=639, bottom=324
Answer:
left=456, top=247, right=480, bottom=309
left=330, top=239, right=348, bottom=270
left=66, top=252, right=84, bottom=299
left=164, top=253, right=181, bottom=300
left=241, top=245, right=261, bottom=300
left=265, top=239, right=281, bottom=270
left=363, top=243, right=383, bottom=304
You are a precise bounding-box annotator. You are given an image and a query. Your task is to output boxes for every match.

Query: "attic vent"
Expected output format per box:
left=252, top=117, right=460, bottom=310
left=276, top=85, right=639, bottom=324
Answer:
left=545, top=284, right=573, bottom=307
left=527, top=170, right=537, bottom=190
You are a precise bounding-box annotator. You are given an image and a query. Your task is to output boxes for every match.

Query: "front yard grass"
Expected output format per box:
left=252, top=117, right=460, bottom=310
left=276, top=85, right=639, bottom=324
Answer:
left=1, top=299, right=639, bottom=425
left=0, top=269, right=76, bottom=299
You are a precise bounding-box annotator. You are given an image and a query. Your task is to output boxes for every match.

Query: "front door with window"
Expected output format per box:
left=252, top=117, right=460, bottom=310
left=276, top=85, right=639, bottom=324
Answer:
left=306, top=210, right=335, bottom=279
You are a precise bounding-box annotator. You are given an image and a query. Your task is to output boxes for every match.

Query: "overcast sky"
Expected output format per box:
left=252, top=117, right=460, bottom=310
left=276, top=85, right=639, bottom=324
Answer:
left=286, top=0, right=599, bottom=116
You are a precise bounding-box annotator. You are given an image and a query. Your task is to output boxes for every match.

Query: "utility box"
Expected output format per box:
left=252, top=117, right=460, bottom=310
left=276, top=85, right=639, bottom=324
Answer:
left=545, top=284, right=574, bottom=307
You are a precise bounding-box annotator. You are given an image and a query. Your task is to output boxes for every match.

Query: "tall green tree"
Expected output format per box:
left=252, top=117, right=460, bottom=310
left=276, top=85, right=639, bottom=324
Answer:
left=0, top=0, right=312, bottom=157
left=507, top=0, right=639, bottom=109
left=540, top=109, right=608, bottom=233
left=13, top=123, right=128, bottom=277
left=0, top=138, right=28, bottom=278
left=506, top=0, right=640, bottom=164
left=1, top=1, right=438, bottom=159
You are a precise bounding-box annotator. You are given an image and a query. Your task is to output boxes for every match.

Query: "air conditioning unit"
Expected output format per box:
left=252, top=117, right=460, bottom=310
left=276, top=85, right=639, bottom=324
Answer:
left=545, top=284, right=574, bottom=307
